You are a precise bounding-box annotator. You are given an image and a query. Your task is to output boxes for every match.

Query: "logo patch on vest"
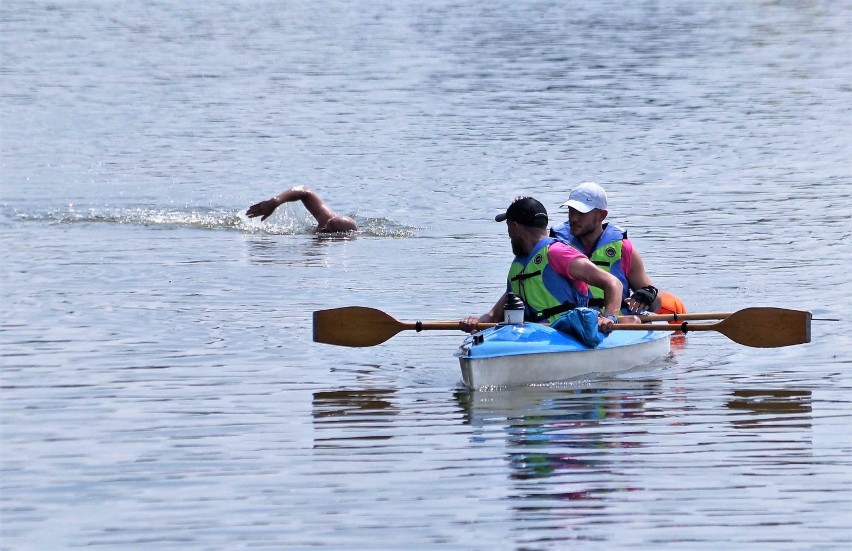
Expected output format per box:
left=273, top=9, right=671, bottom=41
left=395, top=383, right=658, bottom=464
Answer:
left=605, top=246, right=616, bottom=258
left=534, top=253, right=543, bottom=264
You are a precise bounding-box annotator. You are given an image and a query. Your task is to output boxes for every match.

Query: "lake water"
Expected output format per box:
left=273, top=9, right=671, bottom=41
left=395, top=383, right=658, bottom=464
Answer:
left=2, top=1, right=851, bottom=549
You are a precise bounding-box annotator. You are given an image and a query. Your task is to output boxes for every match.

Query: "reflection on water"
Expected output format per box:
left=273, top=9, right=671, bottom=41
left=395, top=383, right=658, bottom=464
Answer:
left=456, top=383, right=658, bottom=545
left=726, top=389, right=812, bottom=430
left=457, top=382, right=656, bottom=483
left=503, top=392, right=648, bottom=482
left=312, top=388, right=399, bottom=448
left=455, top=381, right=818, bottom=540
left=245, top=233, right=349, bottom=267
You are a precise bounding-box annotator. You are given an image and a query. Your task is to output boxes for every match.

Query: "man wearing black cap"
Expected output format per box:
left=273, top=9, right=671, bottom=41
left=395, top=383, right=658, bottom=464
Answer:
left=460, top=196, right=636, bottom=334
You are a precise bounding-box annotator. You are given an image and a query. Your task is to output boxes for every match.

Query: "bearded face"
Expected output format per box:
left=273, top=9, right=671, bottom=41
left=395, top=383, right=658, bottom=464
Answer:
left=511, top=235, right=526, bottom=257
left=568, top=208, right=603, bottom=240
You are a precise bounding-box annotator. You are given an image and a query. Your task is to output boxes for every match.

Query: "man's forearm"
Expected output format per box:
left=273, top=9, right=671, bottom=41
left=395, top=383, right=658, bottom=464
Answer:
left=273, top=187, right=309, bottom=204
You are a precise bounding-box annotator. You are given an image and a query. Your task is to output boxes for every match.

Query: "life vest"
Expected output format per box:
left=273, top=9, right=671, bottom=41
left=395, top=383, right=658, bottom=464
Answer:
left=552, top=222, right=630, bottom=311
left=507, top=238, right=590, bottom=323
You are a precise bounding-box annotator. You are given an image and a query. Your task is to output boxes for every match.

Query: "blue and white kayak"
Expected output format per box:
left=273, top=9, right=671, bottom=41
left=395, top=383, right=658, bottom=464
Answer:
left=456, top=323, right=671, bottom=389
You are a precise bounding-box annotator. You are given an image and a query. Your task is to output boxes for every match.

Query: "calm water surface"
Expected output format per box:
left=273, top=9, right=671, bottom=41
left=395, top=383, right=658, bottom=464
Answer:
left=2, top=1, right=851, bottom=549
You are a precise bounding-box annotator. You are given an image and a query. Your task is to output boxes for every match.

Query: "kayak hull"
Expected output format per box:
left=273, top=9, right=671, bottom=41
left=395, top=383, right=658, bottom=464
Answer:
left=456, top=323, right=671, bottom=389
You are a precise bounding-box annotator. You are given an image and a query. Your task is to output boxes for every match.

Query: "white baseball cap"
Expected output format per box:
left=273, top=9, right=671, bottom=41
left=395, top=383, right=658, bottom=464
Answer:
left=559, top=182, right=608, bottom=213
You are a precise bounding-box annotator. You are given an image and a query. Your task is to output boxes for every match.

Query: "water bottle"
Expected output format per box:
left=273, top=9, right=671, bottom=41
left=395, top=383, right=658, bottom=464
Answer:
left=503, top=293, right=525, bottom=324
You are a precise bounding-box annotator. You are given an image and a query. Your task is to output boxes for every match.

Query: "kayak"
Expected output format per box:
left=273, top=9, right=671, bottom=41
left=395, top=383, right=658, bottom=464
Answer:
left=456, top=322, right=671, bottom=389
left=312, top=305, right=810, bottom=388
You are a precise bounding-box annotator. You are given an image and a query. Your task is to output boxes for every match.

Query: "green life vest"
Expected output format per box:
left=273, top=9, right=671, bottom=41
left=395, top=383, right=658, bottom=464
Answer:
left=552, top=223, right=630, bottom=311
left=507, top=238, right=589, bottom=323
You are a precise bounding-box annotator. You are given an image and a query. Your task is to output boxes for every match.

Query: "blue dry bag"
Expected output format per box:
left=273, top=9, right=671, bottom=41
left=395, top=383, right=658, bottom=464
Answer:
left=551, top=307, right=603, bottom=347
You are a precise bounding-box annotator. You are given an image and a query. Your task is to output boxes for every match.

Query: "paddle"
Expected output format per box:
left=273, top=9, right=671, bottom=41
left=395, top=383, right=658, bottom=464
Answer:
left=314, top=306, right=811, bottom=349
left=614, top=307, right=811, bottom=348
left=313, top=306, right=495, bottom=348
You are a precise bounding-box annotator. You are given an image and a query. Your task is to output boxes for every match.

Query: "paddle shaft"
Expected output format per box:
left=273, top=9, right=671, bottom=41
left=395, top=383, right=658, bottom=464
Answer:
left=313, top=306, right=810, bottom=348
left=413, top=314, right=735, bottom=328
left=403, top=321, right=495, bottom=331
left=407, top=317, right=730, bottom=330
left=615, top=323, right=719, bottom=332
left=636, top=312, right=732, bottom=322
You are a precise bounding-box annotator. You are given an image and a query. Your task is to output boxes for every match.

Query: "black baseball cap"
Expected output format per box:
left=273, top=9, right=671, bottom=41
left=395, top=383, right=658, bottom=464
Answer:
left=495, top=197, right=549, bottom=228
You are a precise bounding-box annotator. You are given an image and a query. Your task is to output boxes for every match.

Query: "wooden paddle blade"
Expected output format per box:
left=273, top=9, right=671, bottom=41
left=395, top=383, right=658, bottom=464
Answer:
left=717, top=307, right=811, bottom=348
left=615, top=307, right=812, bottom=348
left=313, top=306, right=406, bottom=347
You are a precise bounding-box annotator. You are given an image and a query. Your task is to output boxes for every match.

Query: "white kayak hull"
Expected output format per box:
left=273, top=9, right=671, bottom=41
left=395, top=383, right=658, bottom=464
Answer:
left=456, top=323, right=671, bottom=389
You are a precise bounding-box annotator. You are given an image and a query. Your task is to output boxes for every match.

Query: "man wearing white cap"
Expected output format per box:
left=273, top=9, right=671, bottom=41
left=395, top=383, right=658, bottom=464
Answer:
left=551, top=182, right=663, bottom=314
